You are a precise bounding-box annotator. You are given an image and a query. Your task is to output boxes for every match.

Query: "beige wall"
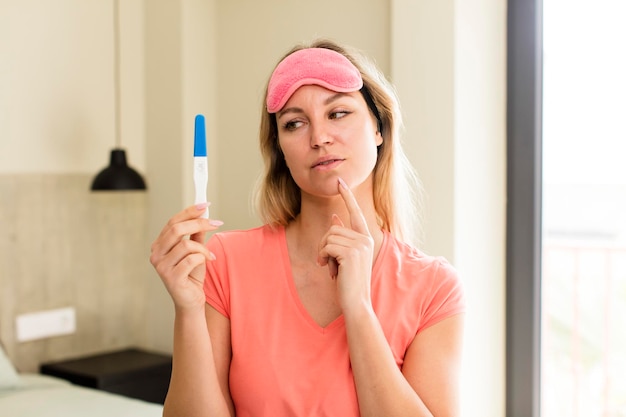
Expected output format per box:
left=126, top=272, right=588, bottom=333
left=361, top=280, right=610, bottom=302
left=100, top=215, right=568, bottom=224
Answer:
left=139, top=0, right=391, bottom=351
left=0, top=175, right=150, bottom=372
left=0, top=0, right=146, bottom=174
left=0, top=0, right=150, bottom=372
left=1, top=0, right=505, bottom=414
left=212, top=0, right=390, bottom=231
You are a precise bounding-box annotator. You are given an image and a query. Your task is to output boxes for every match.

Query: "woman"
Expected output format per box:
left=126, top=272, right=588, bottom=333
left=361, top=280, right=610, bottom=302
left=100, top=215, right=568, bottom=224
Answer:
left=150, top=39, right=465, bottom=417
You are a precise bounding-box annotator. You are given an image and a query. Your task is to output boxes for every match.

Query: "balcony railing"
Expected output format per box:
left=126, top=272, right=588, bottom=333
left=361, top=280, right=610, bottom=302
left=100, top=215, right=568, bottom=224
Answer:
left=542, top=240, right=626, bottom=417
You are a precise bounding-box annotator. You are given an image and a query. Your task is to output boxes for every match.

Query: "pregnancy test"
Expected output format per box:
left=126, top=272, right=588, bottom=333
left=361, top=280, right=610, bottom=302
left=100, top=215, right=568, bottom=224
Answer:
left=194, top=114, right=209, bottom=219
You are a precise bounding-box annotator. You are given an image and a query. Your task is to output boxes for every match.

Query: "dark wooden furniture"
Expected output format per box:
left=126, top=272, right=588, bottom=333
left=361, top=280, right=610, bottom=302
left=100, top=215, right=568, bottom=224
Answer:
left=40, top=348, right=171, bottom=404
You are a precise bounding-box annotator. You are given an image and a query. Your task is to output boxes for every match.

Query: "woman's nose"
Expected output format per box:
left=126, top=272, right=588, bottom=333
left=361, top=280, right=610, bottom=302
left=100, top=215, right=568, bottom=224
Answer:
left=310, top=123, right=333, bottom=148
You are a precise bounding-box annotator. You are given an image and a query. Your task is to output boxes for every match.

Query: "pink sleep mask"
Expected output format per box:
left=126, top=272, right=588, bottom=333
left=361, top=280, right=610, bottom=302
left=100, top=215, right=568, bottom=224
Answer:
left=266, top=48, right=364, bottom=113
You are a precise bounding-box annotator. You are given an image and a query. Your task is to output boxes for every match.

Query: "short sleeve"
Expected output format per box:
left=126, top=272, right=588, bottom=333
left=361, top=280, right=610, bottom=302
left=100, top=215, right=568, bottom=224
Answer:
left=417, top=258, right=466, bottom=332
left=203, top=233, right=231, bottom=318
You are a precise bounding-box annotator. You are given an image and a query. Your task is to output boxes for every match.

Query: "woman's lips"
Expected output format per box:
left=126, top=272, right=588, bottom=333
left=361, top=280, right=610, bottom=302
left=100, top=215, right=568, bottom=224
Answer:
left=312, top=158, right=344, bottom=170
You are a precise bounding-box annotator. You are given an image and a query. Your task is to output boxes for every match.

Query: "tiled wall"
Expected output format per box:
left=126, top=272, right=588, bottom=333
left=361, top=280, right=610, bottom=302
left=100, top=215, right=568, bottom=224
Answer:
left=0, top=174, right=151, bottom=372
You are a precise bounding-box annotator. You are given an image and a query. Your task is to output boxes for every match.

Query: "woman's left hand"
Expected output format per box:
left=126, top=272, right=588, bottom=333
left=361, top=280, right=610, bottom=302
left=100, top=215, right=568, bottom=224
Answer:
left=318, top=177, right=375, bottom=312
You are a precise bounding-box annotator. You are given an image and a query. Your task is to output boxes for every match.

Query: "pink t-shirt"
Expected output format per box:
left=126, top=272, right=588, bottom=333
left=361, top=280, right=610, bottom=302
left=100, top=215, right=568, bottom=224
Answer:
left=204, top=225, right=465, bottom=417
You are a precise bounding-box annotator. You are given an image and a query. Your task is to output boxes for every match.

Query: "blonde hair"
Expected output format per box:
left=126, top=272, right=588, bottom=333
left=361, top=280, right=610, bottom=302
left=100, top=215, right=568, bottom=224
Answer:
left=254, top=39, right=423, bottom=245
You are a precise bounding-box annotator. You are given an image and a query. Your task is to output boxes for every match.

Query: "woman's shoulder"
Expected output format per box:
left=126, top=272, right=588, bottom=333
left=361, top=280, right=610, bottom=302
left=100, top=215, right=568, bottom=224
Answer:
left=383, top=232, right=457, bottom=275
left=381, top=233, right=466, bottom=322
left=374, top=233, right=465, bottom=336
left=380, top=233, right=463, bottom=301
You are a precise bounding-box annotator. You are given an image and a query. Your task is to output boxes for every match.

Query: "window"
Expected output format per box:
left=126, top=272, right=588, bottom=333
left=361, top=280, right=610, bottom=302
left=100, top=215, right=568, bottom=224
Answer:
left=507, top=1, right=626, bottom=416
left=542, top=1, right=626, bottom=415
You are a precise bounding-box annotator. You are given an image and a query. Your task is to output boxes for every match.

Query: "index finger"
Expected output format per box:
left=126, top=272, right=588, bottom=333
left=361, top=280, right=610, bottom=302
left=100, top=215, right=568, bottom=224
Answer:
left=172, top=202, right=212, bottom=224
left=155, top=202, right=211, bottom=240
left=337, top=177, right=370, bottom=235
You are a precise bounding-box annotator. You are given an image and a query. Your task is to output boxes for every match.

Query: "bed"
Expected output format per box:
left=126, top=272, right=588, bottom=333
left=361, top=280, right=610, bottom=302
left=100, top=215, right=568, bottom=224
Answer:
left=0, top=346, right=163, bottom=417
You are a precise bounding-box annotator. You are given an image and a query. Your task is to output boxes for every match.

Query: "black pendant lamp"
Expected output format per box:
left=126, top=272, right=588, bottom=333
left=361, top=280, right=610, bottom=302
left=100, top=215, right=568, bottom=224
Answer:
left=91, top=0, right=146, bottom=191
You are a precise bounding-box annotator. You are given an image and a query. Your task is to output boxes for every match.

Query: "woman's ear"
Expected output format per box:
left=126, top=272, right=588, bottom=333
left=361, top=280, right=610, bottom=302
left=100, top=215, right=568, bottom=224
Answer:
left=375, top=130, right=383, bottom=146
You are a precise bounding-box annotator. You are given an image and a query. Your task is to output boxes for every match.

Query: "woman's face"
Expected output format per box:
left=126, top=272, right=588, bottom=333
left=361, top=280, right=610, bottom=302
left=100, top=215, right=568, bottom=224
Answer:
left=275, top=85, right=382, bottom=198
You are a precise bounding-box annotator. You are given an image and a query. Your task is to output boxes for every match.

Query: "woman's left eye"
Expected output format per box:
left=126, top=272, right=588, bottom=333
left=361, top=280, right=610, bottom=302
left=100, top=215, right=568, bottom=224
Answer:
left=329, top=111, right=350, bottom=120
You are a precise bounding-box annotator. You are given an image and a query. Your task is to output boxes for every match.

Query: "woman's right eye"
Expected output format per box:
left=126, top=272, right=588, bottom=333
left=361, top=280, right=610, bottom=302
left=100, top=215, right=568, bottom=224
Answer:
left=282, top=120, right=303, bottom=131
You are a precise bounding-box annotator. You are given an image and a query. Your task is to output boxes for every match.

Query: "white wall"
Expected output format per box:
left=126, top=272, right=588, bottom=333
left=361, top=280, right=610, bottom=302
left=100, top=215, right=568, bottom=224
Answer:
left=454, top=2, right=507, bottom=415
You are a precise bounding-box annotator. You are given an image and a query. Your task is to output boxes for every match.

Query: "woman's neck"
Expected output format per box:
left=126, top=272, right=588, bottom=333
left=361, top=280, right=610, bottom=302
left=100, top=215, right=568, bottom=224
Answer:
left=285, top=191, right=384, bottom=263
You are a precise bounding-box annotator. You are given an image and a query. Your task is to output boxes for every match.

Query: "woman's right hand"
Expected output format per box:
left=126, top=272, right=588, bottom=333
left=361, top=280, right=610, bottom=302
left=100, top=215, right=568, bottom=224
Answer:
left=150, top=203, right=223, bottom=313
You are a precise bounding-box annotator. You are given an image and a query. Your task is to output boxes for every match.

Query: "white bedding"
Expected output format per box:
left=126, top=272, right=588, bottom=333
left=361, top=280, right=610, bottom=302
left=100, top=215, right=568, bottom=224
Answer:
left=0, top=374, right=163, bottom=417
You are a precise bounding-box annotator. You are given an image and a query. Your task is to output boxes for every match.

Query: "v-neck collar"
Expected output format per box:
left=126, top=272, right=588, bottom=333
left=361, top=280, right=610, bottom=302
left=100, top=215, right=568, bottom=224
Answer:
left=276, top=225, right=388, bottom=334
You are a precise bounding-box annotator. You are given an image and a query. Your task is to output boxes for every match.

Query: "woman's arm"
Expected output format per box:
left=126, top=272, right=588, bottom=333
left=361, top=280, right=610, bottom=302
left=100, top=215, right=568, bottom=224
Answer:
left=164, top=305, right=234, bottom=417
left=149, top=204, right=233, bottom=417
left=345, top=310, right=464, bottom=417
left=320, top=180, right=465, bottom=416
left=205, top=304, right=235, bottom=416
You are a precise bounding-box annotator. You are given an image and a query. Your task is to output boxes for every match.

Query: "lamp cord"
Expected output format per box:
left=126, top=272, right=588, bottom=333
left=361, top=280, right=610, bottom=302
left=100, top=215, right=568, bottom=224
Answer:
left=113, top=0, right=121, bottom=149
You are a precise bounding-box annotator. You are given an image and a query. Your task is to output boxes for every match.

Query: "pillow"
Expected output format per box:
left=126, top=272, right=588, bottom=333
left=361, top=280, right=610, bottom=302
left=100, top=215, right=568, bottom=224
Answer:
left=0, top=343, right=20, bottom=389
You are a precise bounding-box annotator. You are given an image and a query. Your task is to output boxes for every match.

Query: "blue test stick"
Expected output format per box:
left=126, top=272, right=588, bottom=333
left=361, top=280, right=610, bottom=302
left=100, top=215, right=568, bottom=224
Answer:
left=194, top=114, right=209, bottom=218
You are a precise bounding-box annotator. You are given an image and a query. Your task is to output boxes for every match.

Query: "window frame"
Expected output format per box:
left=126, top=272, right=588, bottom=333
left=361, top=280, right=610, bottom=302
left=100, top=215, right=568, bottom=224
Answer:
left=506, top=0, right=543, bottom=416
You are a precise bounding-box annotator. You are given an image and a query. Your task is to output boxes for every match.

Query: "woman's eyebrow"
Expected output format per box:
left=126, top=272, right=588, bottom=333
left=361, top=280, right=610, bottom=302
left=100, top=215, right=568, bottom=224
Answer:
left=324, top=92, right=348, bottom=105
left=277, top=107, right=304, bottom=119
left=277, top=92, right=351, bottom=119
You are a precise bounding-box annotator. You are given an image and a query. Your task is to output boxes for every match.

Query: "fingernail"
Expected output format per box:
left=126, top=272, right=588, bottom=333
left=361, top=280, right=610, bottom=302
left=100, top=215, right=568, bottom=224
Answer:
left=338, top=177, right=348, bottom=189
left=209, top=252, right=216, bottom=261
left=196, top=202, right=210, bottom=210
left=209, top=219, right=224, bottom=227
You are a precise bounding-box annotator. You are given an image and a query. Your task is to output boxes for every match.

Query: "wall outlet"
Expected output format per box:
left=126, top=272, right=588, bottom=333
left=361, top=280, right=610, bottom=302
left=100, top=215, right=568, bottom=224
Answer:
left=15, top=307, right=76, bottom=342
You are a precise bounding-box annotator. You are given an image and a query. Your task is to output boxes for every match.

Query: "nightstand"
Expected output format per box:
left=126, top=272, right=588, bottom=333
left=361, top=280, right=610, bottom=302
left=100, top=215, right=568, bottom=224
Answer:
left=40, top=348, right=172, bottom=404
